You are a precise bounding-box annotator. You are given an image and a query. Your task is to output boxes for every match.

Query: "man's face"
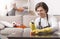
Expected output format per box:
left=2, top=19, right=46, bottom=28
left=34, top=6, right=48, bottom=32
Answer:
left=36, top=7, right=46, bottom=17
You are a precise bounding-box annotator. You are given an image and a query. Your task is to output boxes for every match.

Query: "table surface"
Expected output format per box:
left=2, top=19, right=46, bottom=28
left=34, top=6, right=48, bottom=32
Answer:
left=8, top=34, right=60, bottom=39
left=0, top=35, right=8, bottom=39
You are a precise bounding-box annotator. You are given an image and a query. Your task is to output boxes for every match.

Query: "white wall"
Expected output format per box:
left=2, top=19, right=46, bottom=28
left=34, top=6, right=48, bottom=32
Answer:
left=15, top=0, right=28, bottom=15
left=29, top=0, right=60, bottom=15
left=0, top=0, right=60, bottom=16
left=0, top=0, right=16, bottom=16
left=15, top=0, right=28, bottom=7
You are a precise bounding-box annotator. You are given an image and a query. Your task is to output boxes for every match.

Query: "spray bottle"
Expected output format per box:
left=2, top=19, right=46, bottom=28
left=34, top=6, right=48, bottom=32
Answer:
left=30, top=20, right=36, bottom=31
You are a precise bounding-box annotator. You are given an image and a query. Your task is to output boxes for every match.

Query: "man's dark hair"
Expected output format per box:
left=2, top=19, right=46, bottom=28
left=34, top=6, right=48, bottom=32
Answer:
left=35, top=2, right=49, bottom=13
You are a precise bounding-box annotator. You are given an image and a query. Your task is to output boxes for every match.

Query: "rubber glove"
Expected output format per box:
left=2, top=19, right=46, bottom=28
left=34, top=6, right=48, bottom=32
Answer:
left=36, top=27, right=52, bottom=33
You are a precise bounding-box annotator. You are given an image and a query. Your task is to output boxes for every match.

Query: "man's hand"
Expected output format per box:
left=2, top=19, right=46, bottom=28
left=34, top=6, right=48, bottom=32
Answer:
left=32, top=29, right=40, bottom=34
left=31, top=29, right=39, bottom=35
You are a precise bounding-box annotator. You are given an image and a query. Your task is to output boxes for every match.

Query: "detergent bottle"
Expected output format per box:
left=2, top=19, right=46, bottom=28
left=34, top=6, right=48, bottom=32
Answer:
left=30, top=20, right=36, bottom=31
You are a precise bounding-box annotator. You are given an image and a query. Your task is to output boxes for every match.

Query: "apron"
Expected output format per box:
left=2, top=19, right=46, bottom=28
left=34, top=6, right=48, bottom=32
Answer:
left=36, top=14, right=56, bottom=36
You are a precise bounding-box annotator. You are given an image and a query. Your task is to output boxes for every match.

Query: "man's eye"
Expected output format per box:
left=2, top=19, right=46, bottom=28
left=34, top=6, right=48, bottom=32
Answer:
left=40, top=10, right=43, bottom=11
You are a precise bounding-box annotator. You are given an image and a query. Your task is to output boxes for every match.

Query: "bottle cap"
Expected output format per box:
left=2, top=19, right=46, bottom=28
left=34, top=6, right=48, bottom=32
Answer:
left=31, top=20, right=34, bottom=24
left=31, top=20, right=34, bottom=22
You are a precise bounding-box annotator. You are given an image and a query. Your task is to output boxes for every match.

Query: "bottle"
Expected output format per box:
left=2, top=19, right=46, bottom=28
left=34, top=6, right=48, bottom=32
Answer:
left=12, top=21, right=16, bottom=27
left=30, top=20, right=36, bottom=31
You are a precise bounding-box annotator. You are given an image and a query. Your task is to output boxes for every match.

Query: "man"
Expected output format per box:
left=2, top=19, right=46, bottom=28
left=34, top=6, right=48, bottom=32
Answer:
left=31, top=2, right=58, bottom=35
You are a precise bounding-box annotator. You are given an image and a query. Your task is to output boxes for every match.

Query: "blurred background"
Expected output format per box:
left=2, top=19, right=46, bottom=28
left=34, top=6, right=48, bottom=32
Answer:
left=0, top=0, right=29, bottom=16
left=0, top=0, right=60, bottom=16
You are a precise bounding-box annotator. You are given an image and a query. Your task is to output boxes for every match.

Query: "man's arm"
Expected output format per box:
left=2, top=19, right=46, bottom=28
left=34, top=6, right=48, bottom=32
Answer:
left=32, top=27, right=52, bottom=34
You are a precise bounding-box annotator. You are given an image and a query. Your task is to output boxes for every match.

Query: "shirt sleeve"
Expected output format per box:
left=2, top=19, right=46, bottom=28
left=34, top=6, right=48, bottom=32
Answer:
left=49, top=16, right=59, bottom=32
